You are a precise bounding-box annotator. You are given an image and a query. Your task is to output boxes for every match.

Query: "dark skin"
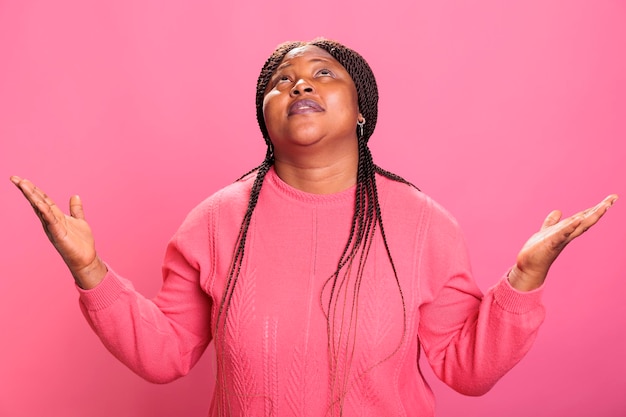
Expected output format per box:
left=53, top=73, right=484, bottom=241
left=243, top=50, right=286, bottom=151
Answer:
left=262, top=45, right=363, bottom=194
left=9, top=45, right=619, bottom=292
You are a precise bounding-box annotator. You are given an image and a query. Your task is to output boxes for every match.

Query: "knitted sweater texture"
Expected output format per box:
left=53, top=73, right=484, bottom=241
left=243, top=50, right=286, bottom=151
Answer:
left=78, top=167, right=545, bottom=416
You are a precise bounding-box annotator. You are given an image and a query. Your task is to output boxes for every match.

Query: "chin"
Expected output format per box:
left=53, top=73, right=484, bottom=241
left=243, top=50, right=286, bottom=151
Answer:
left=276, top=128, right=327, bottom=148
left=284, top=137, right=326, bottom=150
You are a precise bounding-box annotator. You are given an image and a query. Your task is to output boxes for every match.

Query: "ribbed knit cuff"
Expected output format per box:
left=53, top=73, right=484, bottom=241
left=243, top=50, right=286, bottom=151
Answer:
left=76, top=268, right=128, bottom=312
left=492, top=273, right=544, bottom=315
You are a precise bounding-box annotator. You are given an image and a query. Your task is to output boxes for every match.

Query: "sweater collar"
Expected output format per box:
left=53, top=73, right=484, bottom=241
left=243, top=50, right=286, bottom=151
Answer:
left=266, top=166, right=357, bottom=205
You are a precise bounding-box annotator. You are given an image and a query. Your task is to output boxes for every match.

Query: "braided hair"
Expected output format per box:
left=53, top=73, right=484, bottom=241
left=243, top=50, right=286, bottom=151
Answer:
left=214, top=38, right=418, bottom=416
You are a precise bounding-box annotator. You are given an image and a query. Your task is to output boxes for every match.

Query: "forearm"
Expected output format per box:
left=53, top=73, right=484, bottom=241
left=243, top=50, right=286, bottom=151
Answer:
left=421, top=276, right=545, bottom=395
left=78, top=267, right=212, bottom=383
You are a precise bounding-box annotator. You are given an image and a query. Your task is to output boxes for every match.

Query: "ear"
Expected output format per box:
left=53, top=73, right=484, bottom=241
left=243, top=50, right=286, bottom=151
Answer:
left=357, top=112, right=365, bottom=123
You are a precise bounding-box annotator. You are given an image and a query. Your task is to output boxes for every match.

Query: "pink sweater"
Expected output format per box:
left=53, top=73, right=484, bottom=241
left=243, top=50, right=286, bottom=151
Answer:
left=78, top=167, right=545, bottom=416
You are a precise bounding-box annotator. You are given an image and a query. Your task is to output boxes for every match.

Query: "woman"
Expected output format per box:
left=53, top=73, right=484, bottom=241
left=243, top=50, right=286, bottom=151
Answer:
left=10, top=39, right=617, bottom=416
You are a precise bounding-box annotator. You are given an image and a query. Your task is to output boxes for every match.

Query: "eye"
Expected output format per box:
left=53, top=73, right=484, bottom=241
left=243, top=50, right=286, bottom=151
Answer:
left=316, top=68, right=334, bottom=77
left=272, top=74, right=292, bottom=88
left=268, top=74, right=292, bottom=91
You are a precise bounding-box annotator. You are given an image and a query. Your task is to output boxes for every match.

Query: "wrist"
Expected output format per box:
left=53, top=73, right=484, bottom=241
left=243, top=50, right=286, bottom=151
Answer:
left=507, top=265, right=546, bottom=292
left=72, top=256, right=107, bottom=290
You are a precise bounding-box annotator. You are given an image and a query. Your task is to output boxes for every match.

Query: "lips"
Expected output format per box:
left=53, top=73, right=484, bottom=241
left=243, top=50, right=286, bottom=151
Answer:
left=288, top=99, right=324, bottom=116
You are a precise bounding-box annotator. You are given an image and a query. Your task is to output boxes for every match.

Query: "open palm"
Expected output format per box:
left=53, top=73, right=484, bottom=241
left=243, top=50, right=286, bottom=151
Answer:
left=509, top=194, right=618, bottom=291
left=11, top=176, right=106, bottom=288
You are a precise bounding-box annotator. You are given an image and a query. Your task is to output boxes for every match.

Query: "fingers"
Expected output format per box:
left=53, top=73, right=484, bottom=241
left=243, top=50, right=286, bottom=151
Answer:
left=10, top=176, right=65, bottom=228
left=532, top=194, right=618, bottom=252
left=12, top=175, right=87, bottom=221
left=12, top=176, right=53, bottom=212
left=578, top=194, right=618, bottom=219
left=11, top=176, right=44, bottom=202
left=69, top=195, right=85, bottom=220
left=541, top=210, right=562, bottom=230
left=555, top=194, right=619, bottom=243
left=587, top=194, right=618, bottom=217
left=574, top=194, right=618, bottom=234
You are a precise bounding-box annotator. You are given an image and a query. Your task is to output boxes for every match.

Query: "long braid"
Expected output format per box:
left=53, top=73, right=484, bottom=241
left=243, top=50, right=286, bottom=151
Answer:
left=214, top=148, right=273, bottom=416
left=215, top=38, right=420, bottom=416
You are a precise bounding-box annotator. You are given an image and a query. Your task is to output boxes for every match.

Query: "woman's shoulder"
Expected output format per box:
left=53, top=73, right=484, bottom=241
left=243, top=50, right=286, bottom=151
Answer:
left=181, top=171, right=257, bottom=226
left=377, top=173, right=461, bottom=230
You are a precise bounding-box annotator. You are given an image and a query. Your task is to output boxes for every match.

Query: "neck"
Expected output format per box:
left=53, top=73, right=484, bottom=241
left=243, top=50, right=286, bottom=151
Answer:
left=273, top=150, right=358, bottom=194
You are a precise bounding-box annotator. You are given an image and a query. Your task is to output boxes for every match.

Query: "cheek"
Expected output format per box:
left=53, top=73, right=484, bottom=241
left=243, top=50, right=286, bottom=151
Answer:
left=261, top=94, right=271, bottom=120
left=328, top=87, right=359, bottom=119
left=262, top=92, right=281, bottom=127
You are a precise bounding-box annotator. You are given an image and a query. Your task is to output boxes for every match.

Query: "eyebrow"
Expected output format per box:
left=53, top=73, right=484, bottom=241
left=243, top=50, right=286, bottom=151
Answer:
left=276, top=57, right=333, bottom=71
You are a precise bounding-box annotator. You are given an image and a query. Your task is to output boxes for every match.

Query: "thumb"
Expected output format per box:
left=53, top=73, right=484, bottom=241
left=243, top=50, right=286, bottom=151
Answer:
left=69, top=195, right=85, bottom=219
left=541, top=210, right=562, bottom=230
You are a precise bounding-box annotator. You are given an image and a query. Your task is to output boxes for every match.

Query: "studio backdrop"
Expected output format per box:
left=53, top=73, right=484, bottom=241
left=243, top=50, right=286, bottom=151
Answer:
left=1, top=1, right=624, bottom=416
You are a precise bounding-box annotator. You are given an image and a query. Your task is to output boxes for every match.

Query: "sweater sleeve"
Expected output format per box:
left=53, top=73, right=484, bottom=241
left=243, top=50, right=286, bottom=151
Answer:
left=77, top=202, right=214, bottom=384
left=417, top=205, right=545, bottom=396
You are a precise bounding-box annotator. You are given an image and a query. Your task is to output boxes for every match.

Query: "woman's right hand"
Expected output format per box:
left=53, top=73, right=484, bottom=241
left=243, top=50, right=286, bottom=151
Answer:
left=10, top=176, right=107, bottom=289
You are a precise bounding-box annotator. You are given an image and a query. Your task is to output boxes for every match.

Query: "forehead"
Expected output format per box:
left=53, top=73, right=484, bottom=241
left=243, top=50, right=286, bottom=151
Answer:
left=278, top=45, right=341, bottom=68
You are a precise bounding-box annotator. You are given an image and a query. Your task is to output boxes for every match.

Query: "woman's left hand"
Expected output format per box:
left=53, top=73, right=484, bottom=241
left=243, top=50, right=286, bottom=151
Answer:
left=508, top=194, right=619, bottom=291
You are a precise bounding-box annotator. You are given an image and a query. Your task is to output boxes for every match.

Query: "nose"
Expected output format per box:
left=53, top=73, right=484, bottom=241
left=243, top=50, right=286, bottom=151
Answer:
left=290, top=78, right=314, bottom=97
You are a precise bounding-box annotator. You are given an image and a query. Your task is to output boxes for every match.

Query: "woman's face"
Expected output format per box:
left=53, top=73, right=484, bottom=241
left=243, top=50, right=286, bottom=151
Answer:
left=262, top=45, right=362, bottom=162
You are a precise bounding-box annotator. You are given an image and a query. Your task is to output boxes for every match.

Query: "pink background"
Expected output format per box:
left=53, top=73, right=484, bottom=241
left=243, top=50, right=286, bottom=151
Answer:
left=1, top=0, right=625, bottom=416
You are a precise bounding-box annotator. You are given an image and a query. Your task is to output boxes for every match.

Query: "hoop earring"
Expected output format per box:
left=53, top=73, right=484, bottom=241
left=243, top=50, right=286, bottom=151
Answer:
left=357, top=118, right=366, bottom=140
